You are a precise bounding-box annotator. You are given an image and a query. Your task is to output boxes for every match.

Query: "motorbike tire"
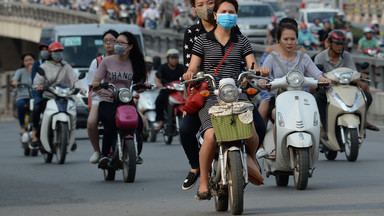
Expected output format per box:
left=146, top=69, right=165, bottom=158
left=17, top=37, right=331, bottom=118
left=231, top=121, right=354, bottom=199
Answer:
left=344, top=128, right=359, bottom=162
left=56, top=122, right=69, bottom=164
left=149, top=128, right=157, bottom=142
left=31, top=149, right=38, bottom=157
left=228, top=151, right=244, bottom=215
left=44, top=152, right=53, bottom=163
left=122, top=138, right=136, bottom=183
left=293, top=148, right=309, bottom=190
left=275, top=174, right=289, bottom=186
left=325, top=150, right=337, bottom=160
left=24, top=146, right=31, bottom=156
left=104, top=168, right=116, bottom=181
left=164, top=135, right=173, bottom=145
left=214, top=193, right=229, bottom=212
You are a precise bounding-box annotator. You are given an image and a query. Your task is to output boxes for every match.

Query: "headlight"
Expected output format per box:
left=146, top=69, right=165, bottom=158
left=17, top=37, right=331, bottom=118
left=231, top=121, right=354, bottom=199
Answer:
left=286, top=71, right=304, bottom=87
left=119, top=88, right=132, bottom=103
left=55, top=87, right=71, bottom=97
left=219, top=84, right=239, bottom=103
left=333, top=71, right=353, bottom=84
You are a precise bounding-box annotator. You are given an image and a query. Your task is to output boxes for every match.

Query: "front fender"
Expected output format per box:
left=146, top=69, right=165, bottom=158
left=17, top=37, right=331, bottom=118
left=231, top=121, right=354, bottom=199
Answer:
left=286, top=132, right=313, bottom=148
left=52, top=113, right=71, bottom=130
left=337, top=114, right=360, bottom=128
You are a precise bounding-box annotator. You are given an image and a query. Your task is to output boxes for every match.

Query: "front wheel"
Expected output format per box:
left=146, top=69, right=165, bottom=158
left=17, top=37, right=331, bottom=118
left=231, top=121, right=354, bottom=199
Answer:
left=293, top=148, right=309, bottom=190
left=325, top=150, right=337, bottom=160
left=275, top=174, right=289, bottom=187
left=228, top=151, right=244, bottom=215
left=344, top=128, right=359, bottom=162
left=104, top=168, right=116, bottom=181
left=56, top=122, right=69, bottom=164
left=122, top=138, right=136, bottom=183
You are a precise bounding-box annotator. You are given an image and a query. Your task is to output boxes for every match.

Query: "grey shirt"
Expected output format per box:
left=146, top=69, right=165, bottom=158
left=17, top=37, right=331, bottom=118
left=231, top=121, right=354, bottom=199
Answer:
left=314, top=48, right=356, bottom=72
left=12, top=68, right=31, bottom=101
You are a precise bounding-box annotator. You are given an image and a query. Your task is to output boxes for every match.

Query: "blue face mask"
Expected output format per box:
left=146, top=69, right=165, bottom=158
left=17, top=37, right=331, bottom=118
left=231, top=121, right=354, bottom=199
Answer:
left=216, top=13, right=237, bottom=30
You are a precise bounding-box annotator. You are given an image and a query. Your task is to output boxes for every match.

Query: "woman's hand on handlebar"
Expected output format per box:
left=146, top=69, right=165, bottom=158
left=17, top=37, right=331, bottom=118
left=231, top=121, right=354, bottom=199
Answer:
left=183, top=71, right=195, bottom=81
left=36, top=84, right=44, bottom=91
left=318, top=76, right=330, bottom=84
left=259, top=67, right=270, bottom=77
left=257, top=80, right=269, bottom=90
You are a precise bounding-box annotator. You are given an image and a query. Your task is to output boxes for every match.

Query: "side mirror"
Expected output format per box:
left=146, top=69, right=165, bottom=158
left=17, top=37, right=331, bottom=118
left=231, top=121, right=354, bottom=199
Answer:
left=316, top=64, right=325, bottom=72
left=37, top=67, right=45, bottom=76
left=360, top=62, right=369, bottom=70
left=78, top=72, right=86, bottom=80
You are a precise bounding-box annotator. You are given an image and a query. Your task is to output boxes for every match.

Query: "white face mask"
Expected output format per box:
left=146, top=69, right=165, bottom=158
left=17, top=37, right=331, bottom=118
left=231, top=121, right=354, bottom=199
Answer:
left=114, top=44, right=128, bottom=55
left=40, top=50, right=49, bottom=60
left=51, top=52, right=64, bottom=62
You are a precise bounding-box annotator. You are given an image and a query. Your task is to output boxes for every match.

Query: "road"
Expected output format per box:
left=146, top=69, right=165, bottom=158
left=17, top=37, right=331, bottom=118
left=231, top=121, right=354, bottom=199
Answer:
left=0, top=120, right=383, bottom=216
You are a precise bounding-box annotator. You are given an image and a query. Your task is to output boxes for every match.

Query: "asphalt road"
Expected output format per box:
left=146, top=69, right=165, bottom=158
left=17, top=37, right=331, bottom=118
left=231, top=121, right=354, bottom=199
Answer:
left=0, top=120, right=383, bottom=216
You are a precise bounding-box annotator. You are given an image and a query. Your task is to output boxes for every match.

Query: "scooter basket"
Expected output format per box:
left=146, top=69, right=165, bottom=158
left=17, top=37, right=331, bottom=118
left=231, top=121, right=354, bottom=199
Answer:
left=211, top=114, right=253, bottom=142
left=116, top=105, right=138, bottom=130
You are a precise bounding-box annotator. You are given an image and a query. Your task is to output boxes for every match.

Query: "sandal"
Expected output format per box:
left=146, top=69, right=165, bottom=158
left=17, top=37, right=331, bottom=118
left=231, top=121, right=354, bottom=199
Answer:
left=366, top=123, right=380, bottom=131
left=267, top=149, right=276, bottom=160
left=195, top=190, right=211, bottom=201
left=256, top=148, right=268, bottom=159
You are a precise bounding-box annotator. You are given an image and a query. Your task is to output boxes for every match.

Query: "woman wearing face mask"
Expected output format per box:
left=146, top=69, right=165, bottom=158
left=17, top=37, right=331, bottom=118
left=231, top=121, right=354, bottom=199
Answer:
left=183, top=0, right=269, bottom=200
left=30, top=42, right=85, bottom=149
left=92, top=32, right=150, bottom=168
left=12, top=53, right=35, bottom=134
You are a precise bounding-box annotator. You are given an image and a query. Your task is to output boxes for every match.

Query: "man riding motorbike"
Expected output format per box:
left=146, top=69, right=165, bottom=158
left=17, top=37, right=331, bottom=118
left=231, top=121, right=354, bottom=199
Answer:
left=30, top=42, right=85, bottom=149
left=154, top=48, right=184, bottom=130
left=357, top=27, right=382, bottom=55
left=297, top=22, right=319, bottom=50
left=314, top=30, right=379, bottom=132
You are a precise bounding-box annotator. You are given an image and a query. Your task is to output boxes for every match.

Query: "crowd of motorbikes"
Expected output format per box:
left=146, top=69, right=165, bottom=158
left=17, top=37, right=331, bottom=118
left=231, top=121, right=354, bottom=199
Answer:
left=15, top=56, right=373, bottom=215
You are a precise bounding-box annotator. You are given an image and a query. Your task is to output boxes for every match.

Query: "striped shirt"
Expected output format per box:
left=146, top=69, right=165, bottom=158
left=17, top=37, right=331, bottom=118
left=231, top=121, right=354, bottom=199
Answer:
left=191, top=28, right=253, bottom=90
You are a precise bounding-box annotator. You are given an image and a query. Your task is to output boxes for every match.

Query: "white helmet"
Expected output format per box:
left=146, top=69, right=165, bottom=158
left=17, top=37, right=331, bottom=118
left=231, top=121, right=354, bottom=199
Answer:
left=144, top=56, right=153, bottom=63
left=363, top=27, right=373, bottom=34
left=166, top=48, right=180, bottom=58
left=372, top=20, right=379, bottom=25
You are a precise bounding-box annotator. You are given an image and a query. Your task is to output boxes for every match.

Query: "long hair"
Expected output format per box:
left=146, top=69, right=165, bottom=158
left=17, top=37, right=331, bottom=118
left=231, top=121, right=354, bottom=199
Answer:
left=119, top=31, right=146, bottom=84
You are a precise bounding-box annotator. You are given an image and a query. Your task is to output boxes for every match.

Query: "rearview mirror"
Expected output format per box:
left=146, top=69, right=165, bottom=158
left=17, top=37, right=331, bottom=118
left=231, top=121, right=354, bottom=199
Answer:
left=78, top=72, right=86, bottom=80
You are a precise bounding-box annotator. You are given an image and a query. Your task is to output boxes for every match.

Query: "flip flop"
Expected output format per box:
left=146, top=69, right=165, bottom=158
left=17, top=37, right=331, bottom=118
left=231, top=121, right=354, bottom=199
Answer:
left=267, top=149, right=276, bottom=160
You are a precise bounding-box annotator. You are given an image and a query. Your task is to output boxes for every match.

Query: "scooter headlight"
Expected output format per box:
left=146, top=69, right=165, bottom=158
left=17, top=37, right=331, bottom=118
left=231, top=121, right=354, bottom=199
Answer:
left=119, top=88, right=132, bottom=103
left=55, top=87, right=71, bottom=97
left=333, top=71, right=353, bottom=84
left=219, top=84, right=239, bottom=103
left=286, top=71, right=304, bottom=87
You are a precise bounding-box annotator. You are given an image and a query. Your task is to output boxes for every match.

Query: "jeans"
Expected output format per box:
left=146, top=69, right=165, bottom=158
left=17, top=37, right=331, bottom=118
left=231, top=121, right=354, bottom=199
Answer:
left=16, top=99, right=30, bottom=127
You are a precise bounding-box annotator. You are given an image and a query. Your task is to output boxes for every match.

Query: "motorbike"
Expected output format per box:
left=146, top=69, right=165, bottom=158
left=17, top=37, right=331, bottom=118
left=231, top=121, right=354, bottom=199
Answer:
left=363, top=47, right=384, bottom=58
left=320, top=67, right=368, bottom=162
left=18, top=84, right=38, bottom=157
left=183, top=68, right=261, bottom=215
left=301, top=40, right=317, bottom=51
left=137, top=87, right=159, bottom=142
left=128, top=4, right=137, bottom=24
left=98, top=82, right=150, bottom=182
left=261, top=71, right=328, bottom=190
left=119, top=4, right=130, bottom=23
left=106, top=8, right=117, bottom=20
left=162, top=81, right=185, bottom=145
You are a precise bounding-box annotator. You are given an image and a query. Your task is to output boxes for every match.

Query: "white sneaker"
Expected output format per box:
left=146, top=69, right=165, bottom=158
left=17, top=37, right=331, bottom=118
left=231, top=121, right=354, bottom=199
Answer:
left=89, top=152, right=100, bottom=164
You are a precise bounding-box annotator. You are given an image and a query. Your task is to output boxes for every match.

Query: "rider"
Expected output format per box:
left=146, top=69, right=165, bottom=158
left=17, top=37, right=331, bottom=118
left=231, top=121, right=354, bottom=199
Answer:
left=266, top=16, right=278, bottom=46
left=91, top=31, right=149, bottom=168
left=30, top=42, right=85, bottom=149
left=183, top=0, right=269, bottom=200
left=154, top=48, right=184, bottom=130
left=173, top=7, right=194, bottom=33
left=357, top=27, right=382, bottom=55
left=317, top=19, right=331, bottom=51
left=87, top=29, right=119, bottom=164
left=314, top=30, right=379, bottom=132
left=12, top=53, right=35, bottom=134
left=297, top=22, right=319, bottom=49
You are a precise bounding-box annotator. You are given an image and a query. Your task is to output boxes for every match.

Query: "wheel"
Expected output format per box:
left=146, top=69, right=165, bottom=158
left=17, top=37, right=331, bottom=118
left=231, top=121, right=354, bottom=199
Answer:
left=31, top=149, right=38, bottom=157
left=293, top=148, right=309, bottom=190
left=163, top=135, right=173, bottom=145
left=324, top=150, right=337, bottom=160
left=43, top=152, right=53, bottom=163
left=344, top=128, right=359, bottom=162
left=228, top=151, right=244, bottom=215
left=149, top=127, right=157, bottom=142
left=275, top=174, right=289, bottom=186
left=24, top=146, right=31, bottom=156
left=122, top=139, right=136, bottom=183
left=56, top=122, right=69, bottom=164
left=214, top=194, right=229, bottom=212
left=103, top=168, right=116, bottom=181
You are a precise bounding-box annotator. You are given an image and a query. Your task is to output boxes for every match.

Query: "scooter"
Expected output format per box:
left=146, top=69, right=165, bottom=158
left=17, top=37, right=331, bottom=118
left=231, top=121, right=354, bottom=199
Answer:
left=98, top=82, right=150, bottom=182
left=162, top=81, right=185, bottom=145
left=262, top=71, right=327, bottom=190
left=137, top=87, right=159, bottom=142
left=363, top=47, right=384, bottom=58
left=119, top=4, right=130, bottom=23
left=320, top=67, right=368, bottom=162
left=184, top=68, right=261, bottom=215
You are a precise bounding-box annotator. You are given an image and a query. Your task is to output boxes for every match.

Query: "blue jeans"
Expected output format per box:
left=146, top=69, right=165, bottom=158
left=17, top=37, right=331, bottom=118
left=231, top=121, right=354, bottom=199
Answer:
left=16, top=98, right=30, bottom=127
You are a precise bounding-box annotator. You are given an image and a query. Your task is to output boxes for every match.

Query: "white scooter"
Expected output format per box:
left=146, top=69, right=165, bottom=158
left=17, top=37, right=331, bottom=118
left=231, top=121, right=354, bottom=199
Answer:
left=320, top=67, right=368, bottom=162
left=137, top=87, right=159, bottom=142
left=262, top=71, right=327, bottom=190
left=37, top=71, right=85, bottom=164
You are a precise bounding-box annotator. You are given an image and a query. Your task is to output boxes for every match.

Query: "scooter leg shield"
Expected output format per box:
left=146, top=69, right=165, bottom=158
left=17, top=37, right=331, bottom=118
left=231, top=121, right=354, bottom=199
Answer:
left=337, top=114, right=360, bottom=128
left=286, top=132, right=313, bottom=148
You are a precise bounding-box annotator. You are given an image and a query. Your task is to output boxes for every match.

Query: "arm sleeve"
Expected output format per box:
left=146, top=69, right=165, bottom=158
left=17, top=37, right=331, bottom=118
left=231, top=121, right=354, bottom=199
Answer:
left=31, top=61, right=40, bottom=84
left=33, top=70, right=45, bottom=88
left=260, top=52, right=270, bottom=66
left=12, top=69, right=21, bottom=81
left=344, top=53, right=357, bottom=70
left=240, top=36, right=253, bottom=59
left=94, top=58, right=108, bottom=80
left=87, top=59, right=97, bottom=86
left=304, top=54, right=322, bottom=79
left=191, top=35, right=205, bottom=59
left=262, top=54, right=275, bottom=79
left=183, top=25, right=194, bottom=72
left=66, top=65, right=82, bottom=89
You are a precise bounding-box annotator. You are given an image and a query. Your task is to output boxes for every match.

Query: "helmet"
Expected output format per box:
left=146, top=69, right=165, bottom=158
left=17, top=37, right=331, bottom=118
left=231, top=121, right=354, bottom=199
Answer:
left=38, top=40, right=53, bottom=49
left=322, top=18, right=329, bottom=23
left=270, top=16, right=277, bottom=23
left=363, top=27, right=373, bottom=34
left=144, top=56, right=153, bottom=63
left=166, top=48, right=179, bottom=58
left=371, top=20, right=379, bottom=25
left=337, top=11, right=345, bottom=16
left=300, top=22, right=307, bottom=29
left=328, top=30, right=346, bottom=44
left=48, top=42, right=64, bottom=52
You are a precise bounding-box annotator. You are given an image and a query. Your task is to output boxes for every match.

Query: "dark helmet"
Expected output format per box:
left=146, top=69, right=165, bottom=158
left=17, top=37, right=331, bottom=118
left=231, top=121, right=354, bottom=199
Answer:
left=328, top=30, right=346, bottom=44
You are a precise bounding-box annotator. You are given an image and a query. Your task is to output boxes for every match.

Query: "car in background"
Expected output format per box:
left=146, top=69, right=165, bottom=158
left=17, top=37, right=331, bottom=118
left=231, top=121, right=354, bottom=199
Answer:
left=237, top=1, right=275, bottom=44
left=263, top=0, right=287, bottom=20
left=298, top=8, right=339, bottom=32
left=40, top=24, right=146, bottom=128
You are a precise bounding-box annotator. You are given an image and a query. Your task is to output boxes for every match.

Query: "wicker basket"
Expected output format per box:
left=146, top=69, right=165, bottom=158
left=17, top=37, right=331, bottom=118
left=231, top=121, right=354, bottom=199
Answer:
left=211, top=114, right=253, bottom=142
